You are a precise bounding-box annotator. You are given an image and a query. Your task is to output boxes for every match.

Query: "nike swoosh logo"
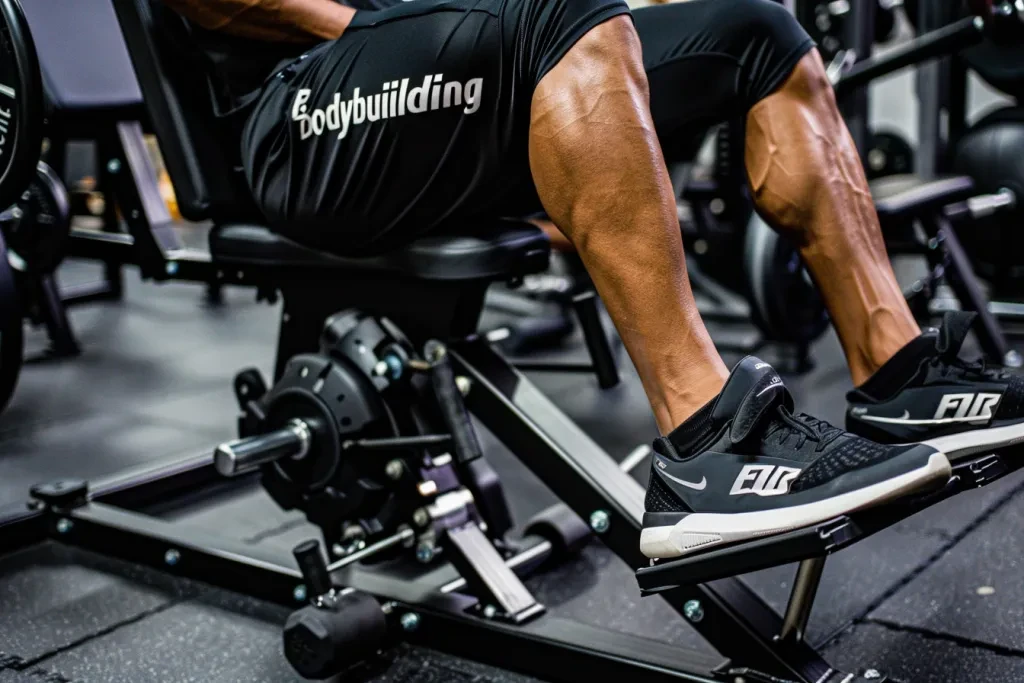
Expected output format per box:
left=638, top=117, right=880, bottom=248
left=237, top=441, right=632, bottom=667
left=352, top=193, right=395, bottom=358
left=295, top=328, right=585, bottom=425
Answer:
left=857, top=410, right=990, bottom=425
left=658, top=469, right=708, bottom=491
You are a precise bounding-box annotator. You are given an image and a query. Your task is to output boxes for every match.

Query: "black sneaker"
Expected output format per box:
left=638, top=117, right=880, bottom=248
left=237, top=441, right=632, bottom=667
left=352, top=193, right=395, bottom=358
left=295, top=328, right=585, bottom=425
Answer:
left=640, top=357, right=950, bottom=560
left=847, top=311, right=1024, bottom=461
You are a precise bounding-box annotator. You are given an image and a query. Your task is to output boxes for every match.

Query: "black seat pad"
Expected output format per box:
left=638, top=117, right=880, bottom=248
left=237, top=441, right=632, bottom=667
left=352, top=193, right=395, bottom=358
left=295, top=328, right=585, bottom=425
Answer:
left=871, top=174, right=976, bottom=222
left=209, top=221, right=551, bottom=281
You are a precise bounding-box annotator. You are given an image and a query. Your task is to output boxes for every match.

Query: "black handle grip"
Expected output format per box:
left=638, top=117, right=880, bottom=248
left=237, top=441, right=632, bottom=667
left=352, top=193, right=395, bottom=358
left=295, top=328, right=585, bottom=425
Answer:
left=293, top=539, right=333, bottom=598
left=425, top=340, right=482, bottom=465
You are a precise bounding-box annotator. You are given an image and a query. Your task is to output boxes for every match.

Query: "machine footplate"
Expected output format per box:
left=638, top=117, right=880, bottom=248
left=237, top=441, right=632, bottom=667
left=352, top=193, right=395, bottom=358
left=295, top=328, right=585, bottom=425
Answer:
left=637, top=454, right=1013, bottom=594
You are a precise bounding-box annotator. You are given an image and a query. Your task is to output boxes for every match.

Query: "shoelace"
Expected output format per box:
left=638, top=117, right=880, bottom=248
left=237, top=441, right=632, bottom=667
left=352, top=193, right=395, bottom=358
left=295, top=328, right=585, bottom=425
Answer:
left=766, top=406, right=845, bottom=452
left=930, top=353, right=1009, bottom=382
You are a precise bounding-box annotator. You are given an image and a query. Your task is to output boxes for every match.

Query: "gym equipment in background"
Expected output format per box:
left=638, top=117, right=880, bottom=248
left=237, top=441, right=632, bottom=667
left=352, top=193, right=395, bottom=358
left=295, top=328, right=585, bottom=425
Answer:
left=678, top=130, right=829, bottom=373
left=6, top=0, right=228, bottom=360
left=1, top=161, right=80, bottom=358
left=951, top=110, right=1023, bottom=298
left=893, top=0, right=1024, bottom=336
left=865, top=130, right=917, bottom=179
left=0, top=0, right=45, bottom=413
left=483, top=252, right=621, bottom=389
left=819, top=0, right=1024, bottom=367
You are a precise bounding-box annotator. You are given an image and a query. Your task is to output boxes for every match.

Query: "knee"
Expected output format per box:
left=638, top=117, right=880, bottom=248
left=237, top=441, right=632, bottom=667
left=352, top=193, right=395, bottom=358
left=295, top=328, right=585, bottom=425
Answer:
left=717, top=0, right=815, bottom=103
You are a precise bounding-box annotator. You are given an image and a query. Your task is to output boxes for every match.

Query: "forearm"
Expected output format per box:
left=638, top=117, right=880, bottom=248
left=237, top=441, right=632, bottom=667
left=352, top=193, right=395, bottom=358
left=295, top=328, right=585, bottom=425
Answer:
left=162, top=0, right=355, bottom=43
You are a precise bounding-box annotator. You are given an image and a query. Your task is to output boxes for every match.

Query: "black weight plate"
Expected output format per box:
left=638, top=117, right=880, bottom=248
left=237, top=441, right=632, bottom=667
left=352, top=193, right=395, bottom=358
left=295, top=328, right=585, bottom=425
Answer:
left=0, top=0, right=42, bottom=211
left=866, top=131, right=916, bottom=179
left=951, top=106, right=1024, bottom=294
left=3, top=161, right=70, bottom=273
left=743, top=212, right=829, bottom=345
left=962, top=39, right=1024, bottom=101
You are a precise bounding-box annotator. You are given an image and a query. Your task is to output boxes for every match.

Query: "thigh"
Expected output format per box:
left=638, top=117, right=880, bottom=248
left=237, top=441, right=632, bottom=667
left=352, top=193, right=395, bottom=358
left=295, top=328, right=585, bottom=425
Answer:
left=242, top=0, right=630, bottom=255
left=634, top=0, right=815, bottom=162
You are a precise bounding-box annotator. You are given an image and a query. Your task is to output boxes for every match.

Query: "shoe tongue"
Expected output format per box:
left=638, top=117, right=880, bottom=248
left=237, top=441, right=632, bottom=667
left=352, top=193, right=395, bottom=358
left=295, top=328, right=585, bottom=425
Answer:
left=936, top=310, right=976, bottom=359
left=712, top=356, right=794, bottom=445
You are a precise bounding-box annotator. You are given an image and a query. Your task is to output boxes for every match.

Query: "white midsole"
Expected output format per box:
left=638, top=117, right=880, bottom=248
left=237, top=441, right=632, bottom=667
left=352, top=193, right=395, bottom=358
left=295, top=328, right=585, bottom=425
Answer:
left=921, top=422, right=1024, bottom=461
left=640, top=451, right=951, bottom=560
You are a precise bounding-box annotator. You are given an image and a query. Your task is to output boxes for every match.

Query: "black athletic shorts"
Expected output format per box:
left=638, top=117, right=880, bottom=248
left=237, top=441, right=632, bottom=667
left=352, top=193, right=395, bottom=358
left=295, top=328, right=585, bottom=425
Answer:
left=241, top=0, right=814, bottom=255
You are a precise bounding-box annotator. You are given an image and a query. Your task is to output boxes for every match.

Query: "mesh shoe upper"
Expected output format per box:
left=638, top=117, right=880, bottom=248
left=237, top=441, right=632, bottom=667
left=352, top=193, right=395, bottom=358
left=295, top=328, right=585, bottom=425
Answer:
left=847, top=311, right=1024, bottom=443
left=646, top=357, right=927, bottom=515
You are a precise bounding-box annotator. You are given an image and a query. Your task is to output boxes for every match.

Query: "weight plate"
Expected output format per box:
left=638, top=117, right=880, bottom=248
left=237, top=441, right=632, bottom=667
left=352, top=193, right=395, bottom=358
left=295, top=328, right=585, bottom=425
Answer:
left=951, top=106, right=1024, bottom=294
left=0, top=0, right=42, bottom=212
left=2, top=161, right=71, bottom=273
left=743, top=212, right=829, bottom=345
left=866, top=131, right=916, bottom=179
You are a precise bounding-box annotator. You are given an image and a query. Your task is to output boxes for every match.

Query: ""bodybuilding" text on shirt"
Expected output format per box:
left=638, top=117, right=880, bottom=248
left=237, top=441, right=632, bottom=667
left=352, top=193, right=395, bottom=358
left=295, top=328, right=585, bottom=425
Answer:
left=291, top=74, right=484, bottom=140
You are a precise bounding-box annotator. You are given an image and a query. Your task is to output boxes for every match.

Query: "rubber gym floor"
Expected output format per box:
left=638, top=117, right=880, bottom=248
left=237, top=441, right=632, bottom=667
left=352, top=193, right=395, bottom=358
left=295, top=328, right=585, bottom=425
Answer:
left=3, top=243, right=1024, bottom=683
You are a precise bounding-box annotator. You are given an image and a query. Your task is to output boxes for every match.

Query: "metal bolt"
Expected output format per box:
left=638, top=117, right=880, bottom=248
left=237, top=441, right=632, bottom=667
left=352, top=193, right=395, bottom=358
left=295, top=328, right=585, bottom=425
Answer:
left=55, top=518, right=73, bottom=534
left=868, top=148, right=887, bottom=172
left=863, top=670, right=881, bottom=680
left=331, top=543, right=345, bottom=558
left=400, top=612, right=420, bottom=632
left=10, top=207, right=22, bottom=220
left=482, top=605, right=497, bottom=619
left=165, top=261, right=178, bottom=276
left=412, top=508, right=430, bottom=528
left=373, top=360, right=389, bottom=377
left=300, top=366, right=309, bottom=378
left=131, top=209, right=139, bottom=220
left=683, top=599, right=704, bottom=623
left=293, top=584, right=307, bottom=603
left=709, top=198, right=726, bottom=216
left=589, top=510, right=610, bottom=534
left=455, top=376, right=471, bottom=396
left=416, top=543, right=435, bottom=563
left=1005, top=350, right=1023, bottom=369
left=385, top=459, right=405, bottom=480
left=164, top=549, right=181, bottom=566
left=107, top=159, right=121, bottom=174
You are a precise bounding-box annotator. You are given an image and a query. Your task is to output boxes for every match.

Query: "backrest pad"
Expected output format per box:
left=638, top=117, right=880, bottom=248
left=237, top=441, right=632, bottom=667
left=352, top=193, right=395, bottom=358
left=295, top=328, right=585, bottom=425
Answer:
left=110, top=0, right=258, bottom=223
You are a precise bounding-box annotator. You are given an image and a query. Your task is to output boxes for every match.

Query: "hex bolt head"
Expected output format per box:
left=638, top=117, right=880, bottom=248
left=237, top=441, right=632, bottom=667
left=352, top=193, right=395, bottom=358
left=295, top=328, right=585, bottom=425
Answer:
left=385, top=459, right=405, bottom=481
left=683, top=600, right=704, bottom=623
left=589, top=510, right=610, bottom=534
left=400, top=612, right=420, bottom=632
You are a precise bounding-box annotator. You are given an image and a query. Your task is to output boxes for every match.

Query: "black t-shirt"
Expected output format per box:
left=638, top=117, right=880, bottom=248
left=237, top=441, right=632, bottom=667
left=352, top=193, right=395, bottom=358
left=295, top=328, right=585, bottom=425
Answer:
left=187, top=0, right=405, bottom=124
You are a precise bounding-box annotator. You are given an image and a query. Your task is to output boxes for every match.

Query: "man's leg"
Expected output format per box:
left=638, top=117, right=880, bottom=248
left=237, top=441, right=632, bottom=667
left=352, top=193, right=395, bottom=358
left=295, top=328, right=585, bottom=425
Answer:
left=745, top=51, right=921, bottom=386
left=529, top=16, right=728, bottom=435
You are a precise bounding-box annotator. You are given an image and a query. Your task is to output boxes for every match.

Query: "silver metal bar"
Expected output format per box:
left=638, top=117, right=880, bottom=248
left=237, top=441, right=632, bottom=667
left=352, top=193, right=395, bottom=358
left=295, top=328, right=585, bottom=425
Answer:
left=327, top=526, right=416, bottom=572
left=778, top=557, right=827, bottom=643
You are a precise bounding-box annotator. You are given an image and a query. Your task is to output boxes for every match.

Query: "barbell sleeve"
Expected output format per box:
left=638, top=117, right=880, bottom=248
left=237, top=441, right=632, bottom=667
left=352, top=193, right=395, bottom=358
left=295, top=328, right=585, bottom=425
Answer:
left=214, top=419, right=311, bottom=477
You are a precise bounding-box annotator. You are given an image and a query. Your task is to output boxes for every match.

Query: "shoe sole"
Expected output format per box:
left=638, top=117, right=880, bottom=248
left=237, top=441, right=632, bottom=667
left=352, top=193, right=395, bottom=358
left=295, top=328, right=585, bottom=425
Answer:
left=639, top=451, right=951, bottom=560
left=922, top=422, right=1024, bottom=462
